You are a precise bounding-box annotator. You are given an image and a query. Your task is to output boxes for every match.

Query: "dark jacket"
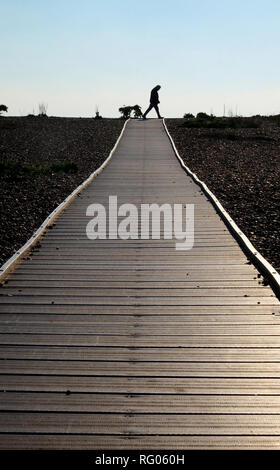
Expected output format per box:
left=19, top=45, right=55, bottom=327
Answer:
left=150, top=87, right=160, bottom=104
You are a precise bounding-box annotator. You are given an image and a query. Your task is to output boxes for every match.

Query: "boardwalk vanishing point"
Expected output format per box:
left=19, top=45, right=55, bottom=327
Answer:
left=0, top=119, right=280, bottom=449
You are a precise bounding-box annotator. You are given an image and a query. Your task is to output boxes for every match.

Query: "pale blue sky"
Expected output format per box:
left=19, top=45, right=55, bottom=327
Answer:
left=1, top=0, right=280, bottom=117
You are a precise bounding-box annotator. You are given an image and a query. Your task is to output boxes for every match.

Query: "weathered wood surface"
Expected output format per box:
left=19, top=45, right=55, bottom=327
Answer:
left=0, top=119, right=279, bottom=450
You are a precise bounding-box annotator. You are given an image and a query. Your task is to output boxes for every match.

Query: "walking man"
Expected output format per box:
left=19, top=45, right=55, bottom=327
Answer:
left=142, top=85, right=163, bottom=119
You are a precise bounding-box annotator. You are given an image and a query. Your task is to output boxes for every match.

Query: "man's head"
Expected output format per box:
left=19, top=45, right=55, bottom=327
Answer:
left=155, top=85, right=161, bottom=90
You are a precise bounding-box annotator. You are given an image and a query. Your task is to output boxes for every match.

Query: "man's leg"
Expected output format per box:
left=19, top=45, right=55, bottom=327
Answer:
left=154, top=104, right=162, bottom=118
left=143, top=104, right=153, bottom=118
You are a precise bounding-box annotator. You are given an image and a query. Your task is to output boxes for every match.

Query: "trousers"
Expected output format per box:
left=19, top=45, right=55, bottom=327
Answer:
left=143, top=103, right=161, bottom=118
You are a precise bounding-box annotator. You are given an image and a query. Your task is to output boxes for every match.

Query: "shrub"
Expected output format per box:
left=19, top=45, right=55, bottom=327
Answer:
left=133, top=105, right=142, bottom=118
left=119, top=105, right=142, bottom=119
left=0, top=104, right=8, bottom=115
left=183, top=113, right=194, bottom=119
left=49, top=162, right=78, bottom=173
left=0, top=162, right=32, bottom=180
left=196, top=112, right=213, bottom=120
left=0, top=161, right=78, bottom=180
left=119, top=106, right=133, bottom=119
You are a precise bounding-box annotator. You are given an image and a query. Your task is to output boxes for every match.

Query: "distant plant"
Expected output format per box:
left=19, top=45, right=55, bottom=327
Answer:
left=196, top=112, right=213, bottom=120
left=119, top=106, right=133, bottom=119
left=183, top=113, right=194, bottom=119
left=0, top=104, right=8, bottom=115
left=38, top=102, right=48, bottom=116
left=94, top=105, right=102, bottom=119
left=119, top=105, right=142, bottom=119
left=133, top=105, right=142, bottom=118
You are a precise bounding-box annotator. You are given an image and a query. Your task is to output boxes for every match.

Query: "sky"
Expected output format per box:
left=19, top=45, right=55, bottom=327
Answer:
left=1, top=0, right=280, bottom=117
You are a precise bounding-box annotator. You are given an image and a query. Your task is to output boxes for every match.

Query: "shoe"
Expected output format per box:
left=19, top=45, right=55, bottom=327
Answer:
left=142, top=116, right=146, bottom=120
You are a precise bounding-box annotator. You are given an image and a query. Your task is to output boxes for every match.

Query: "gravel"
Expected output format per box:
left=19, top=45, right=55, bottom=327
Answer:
left=166, top=118, right=280, bottom=273
left=0, top=116, right=124, bottom=266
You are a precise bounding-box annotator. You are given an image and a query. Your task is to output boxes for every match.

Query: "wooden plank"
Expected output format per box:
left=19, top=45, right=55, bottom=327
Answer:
left=27, top=252, right=245, bottom=259
left=19, top=259, right=251, bottom=265
left=0, top=313, right=278, bottom=324
left=2, top=375, right=280, bottom=394
left=5, top=280, right=264, bottom=287
left=1, top=392, right=280, bottom=414
left=1, top=323, right=280, bottom=335
left=22, top=237, right=237, bottom=244
left=1, top=359, right=280, bottom=377
left=8, top=271, right=260, bottom=280
left=1, top=333, right=280, bottom=347
left=42, top=238, right=237, bottom=244
left=2, top=412, right=280, bottom=435
left=1, top=287, right=274, bottom=296
left=1, top=346, right=280, bottom=361
left=0, top=304, right=275, bottom=314
left=31, top=243, right=243, bottom=249
left=1, top=434, right=280, bottom=450
left=14, top=265, right=259, bottom=272
left=1, top=296, right=277, bottom=306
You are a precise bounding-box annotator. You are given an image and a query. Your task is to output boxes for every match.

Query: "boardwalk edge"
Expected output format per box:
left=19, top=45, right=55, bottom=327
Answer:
left=163, top=118, right=280, bottom=298
left=0, top=119, right=130, bottom=281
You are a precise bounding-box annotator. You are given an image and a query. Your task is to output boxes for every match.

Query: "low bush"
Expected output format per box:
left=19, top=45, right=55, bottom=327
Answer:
left=196, top=112, right=213, bottom=120
left=49, top=162, right=78, bottom=173
left=0, top=161, right=78, bottom=180
left=0, top=104, right=8, bottom=115
left=180, top=116, right=260, bottom=129
left=119, top=105, right=142, bottom=119
left=133, top=105, right=142, bottom=118
left=183, top=113, right=194, bottom=119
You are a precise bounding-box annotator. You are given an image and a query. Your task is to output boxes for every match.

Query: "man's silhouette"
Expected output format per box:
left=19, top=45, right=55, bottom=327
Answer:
left=142, top=85, right=162, bottom=119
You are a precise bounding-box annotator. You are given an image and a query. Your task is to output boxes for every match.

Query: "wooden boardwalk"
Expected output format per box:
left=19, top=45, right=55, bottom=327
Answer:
left=0, top=119, right=280, bottom=449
